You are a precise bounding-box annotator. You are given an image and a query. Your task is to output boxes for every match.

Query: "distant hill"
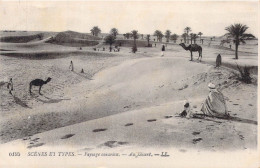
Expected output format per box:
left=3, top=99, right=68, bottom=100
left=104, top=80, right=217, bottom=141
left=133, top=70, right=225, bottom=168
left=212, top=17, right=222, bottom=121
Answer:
left=0, top=31, right=58, bottom=43
left=46, top=31, right=101, bottom=47
left=0, top=33, right=44, bottom=43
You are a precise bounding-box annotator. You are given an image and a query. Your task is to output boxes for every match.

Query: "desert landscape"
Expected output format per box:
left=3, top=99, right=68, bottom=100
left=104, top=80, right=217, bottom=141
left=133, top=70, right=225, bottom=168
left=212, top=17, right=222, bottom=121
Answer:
left=0, top=1, right=258, bottom=168
left=0, top=28, right=257, bottom=151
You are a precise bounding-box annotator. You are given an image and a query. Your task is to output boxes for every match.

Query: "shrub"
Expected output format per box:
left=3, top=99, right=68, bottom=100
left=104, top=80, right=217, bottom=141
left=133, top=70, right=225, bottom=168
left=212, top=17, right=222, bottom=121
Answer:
left=236, top=64, right=252, bottom=84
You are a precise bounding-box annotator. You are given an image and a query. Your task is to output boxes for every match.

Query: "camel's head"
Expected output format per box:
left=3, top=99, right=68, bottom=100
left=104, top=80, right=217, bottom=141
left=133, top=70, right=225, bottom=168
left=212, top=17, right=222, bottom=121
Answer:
left=46, top=77, right=52, bottom=83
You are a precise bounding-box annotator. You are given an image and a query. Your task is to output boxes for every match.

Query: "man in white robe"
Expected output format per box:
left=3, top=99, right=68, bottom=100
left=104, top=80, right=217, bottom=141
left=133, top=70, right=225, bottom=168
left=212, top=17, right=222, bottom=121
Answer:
left=201, top=83, right=229, bottom=118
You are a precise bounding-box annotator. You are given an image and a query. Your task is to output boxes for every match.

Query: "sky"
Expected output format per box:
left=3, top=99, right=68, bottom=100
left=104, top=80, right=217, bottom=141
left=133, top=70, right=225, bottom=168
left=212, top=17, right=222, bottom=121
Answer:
left=0, top=1, right=258, bottom=37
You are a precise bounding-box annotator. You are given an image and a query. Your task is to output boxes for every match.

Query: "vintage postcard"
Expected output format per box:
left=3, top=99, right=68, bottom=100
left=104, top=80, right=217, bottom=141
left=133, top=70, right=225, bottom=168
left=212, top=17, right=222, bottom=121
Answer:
left=0, top=0, right=259, bottom=167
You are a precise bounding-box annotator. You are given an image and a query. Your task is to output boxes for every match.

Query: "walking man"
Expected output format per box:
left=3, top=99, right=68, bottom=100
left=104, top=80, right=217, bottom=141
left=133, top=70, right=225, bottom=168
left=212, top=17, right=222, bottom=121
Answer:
left=161, top=44, right=165, bottom=57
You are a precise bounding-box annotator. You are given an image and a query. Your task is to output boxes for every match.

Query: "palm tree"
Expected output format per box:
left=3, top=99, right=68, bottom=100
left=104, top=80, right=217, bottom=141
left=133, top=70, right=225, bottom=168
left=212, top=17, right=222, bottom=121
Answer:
left=104, top=35, right=116, bottom=52
left=198, top=32, right=203, bottom=43
left=141, top=34, right=144, bottom=39
left=146, top=34, right=151, bottom=47
left=110, top=28, right=119, bottom=37
left=181, top=33, right=187, bottom=43
left=184, top=27, right=192, bottom=44
left=158, top=32, right=164, bottom=42
left=131, top=30, right=139, bottom=53
left=190, top=33, right=194, bottom=44
left=125, top=33, right=131, bottom=39
left=225, top=23, right=255, bottom=59
left=170, top=34, right=179, bottom=43
left=90, top=26, right=101, bottom=36
left=192, top=34, right=199, bottom=44
left=165, top=30, right=171, bottom=42
left=154, top=30, right=163, bottom=42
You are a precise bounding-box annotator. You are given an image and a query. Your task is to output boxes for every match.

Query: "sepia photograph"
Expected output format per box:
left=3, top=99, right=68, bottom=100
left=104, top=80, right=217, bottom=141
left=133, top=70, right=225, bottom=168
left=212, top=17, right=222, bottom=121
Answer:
left=0, top=1, right=258, bottom=167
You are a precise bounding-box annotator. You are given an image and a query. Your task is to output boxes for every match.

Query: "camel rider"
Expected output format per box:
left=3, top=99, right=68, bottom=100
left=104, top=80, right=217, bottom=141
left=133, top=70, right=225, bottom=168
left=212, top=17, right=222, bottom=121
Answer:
left=161, top=44, right=165, bottom=57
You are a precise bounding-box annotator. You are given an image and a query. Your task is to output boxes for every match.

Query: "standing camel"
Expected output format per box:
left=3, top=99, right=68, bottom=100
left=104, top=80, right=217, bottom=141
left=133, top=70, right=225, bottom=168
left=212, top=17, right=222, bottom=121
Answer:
left=179, top=43, right=202, bottom=61
left=29, top=77, right=52, bottom=95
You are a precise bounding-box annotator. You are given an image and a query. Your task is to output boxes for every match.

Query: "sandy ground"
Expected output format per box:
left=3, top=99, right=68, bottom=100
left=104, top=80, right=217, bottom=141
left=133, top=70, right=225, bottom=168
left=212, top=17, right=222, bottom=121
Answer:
left=0, top=38, right=257, bottom=158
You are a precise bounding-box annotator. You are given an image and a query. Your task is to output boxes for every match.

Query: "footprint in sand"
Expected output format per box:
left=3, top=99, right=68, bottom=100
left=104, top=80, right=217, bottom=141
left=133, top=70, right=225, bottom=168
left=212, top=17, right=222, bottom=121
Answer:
left=179, top=149, right=187, bottom=153
left=93, top=128, right=107, bottom=132
left=99, top=141, right=129, bottom=148
left=31, top=138, right=40, bottom=142
left=61, top=134, right=75, bottom=139
left=147, top=119, right=157, bottom=122
left=124, top=105, right=131, bottom=109
left=192, top=132, right=201, bottom=135
left=164, top=116, right=172, bottom=119
left=27, top=143, right=45, bottom=149
left=233, top=104, right=239, bottom=106
left=248, top=104, right=253, bottom=106
left=125, top=123, right=133, bottom=127
left=192, top=138, right=203, bottom=144
left=239, top=135, right=244, bottom=140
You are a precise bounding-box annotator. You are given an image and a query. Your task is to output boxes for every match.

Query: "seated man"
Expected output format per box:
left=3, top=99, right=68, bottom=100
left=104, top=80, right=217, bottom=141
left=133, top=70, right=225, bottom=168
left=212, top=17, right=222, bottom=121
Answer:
left=201, top=83, right=229, bottom=118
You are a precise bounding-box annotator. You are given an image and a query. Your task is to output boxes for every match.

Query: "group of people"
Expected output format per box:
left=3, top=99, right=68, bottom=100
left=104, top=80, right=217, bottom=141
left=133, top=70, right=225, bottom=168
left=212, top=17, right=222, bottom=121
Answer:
left=93, top=46, right=120, bottom=52
left=69, top=61, right=85, bottom=74
left=179, top=83, right=229, bottom=119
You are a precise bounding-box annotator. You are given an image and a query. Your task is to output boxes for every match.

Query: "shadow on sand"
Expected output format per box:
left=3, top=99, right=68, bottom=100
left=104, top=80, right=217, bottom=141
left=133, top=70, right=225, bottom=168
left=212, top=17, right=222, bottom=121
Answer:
left=36, top=96, right=71, bottom=104
left=13, top=95, right=31, bottom=108
left=72, top=71, right=93, bottom=80
left=192, top=114, right=257, bottom=125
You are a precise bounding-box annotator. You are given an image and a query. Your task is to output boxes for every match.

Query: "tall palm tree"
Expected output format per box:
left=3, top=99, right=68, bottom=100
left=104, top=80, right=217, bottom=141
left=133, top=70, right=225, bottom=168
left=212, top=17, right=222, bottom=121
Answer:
left=110, top=28, right=119, bottom=37
left=90, top=26, right=101, bottom=36
left=131, top=30, right=139, bottom=53
left=198, top=32, right=203, bottom=43
left=184, top=27, right=192, bottom=44
left=170, top=34, right=179, bottom=43
left=165, top=30, right=171, bottom=43
left=225, top=23, right=255, bottom=59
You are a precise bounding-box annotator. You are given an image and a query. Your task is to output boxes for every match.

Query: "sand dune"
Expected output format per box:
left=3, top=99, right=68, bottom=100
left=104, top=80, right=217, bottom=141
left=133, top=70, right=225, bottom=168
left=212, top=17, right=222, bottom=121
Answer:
left=0, top=37, right=257, bottom=159
left=0, top=50, right=257, bottom=151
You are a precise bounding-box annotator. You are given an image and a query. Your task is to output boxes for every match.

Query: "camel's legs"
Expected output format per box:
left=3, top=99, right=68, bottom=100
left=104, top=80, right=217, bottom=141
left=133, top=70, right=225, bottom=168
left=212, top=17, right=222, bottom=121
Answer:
left=199, top=50, right=202, bottom=62
left=39, top=85, right=42, bottom=95
left=29, top=83, right=32, bottom=94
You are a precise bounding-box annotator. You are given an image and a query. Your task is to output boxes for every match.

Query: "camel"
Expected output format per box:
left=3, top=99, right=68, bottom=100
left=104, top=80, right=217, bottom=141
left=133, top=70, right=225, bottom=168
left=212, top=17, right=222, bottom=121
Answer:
left=29, top=77, right=52, bottom=95
left=179, top=43, right=202, bottom=61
